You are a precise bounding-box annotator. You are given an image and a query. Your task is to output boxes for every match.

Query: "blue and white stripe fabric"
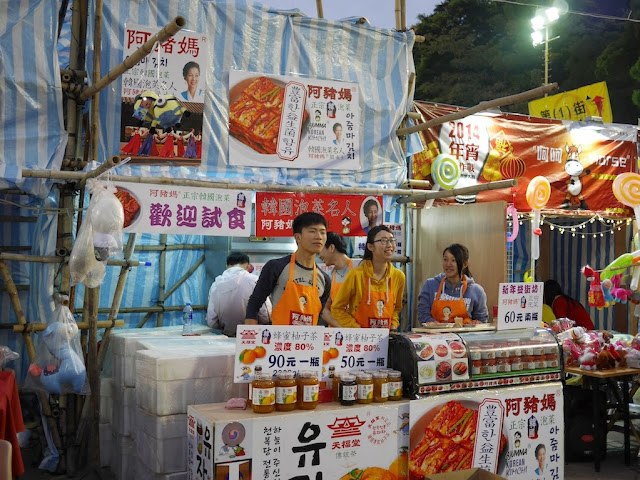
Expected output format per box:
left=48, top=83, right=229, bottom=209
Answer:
left=91, top=0, right=415, bottom=188
left=0, top=0, right=67, bottom=197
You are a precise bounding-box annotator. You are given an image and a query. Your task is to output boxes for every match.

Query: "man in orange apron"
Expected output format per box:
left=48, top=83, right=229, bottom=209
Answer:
left=318, top=232, right=353, bottom=327
left=245, top=212, right=331, bottom=326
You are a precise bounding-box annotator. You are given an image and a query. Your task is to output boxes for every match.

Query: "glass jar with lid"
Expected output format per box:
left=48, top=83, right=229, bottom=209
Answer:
left=251, top=373, right=275, bottom=414
left=355, top=372, right=373, bottom=404
left=372, top=371, right=389, bottom=403
left=275, top=372, right=297, bottom=411
left=297, top=371, right=319, bottom=410
left=387, top=370, right=403, bottom=401
left=340, top=374, right=357, bottom=406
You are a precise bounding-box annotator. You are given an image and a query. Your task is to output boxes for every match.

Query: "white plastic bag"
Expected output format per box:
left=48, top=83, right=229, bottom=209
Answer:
left=25, top=298, right=88, bottom=395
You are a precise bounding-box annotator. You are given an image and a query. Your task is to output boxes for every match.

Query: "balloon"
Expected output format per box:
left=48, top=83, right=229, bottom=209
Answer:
left=506, top=204, right=519, bottom=243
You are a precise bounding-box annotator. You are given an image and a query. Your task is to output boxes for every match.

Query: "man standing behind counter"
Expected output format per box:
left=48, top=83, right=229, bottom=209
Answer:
left=207, top=252, right=271, bottom=336
left=245, top=212, right=331, bottom=326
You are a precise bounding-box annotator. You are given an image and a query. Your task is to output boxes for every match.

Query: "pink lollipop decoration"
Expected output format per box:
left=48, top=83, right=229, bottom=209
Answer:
left=613, top=173, right=640, bottom=290
left=526, top=176, right=551, bottom=261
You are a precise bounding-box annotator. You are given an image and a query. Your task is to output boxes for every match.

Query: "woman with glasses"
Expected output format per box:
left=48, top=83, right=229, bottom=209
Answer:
left=417, top=243, right=488, bottom=324
left=331, top=226, right=405, bottom=330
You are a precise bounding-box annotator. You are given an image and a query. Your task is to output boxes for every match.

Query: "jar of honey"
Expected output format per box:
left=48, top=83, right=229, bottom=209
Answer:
left=387, top=370, right=403, bottom=401
left=247, top=365, right=262, bottom=407
left=355, top=373, right=374, bottom=404
left=340, top=374, right=357, bottom=406
left=297, top=371, right=319, bottom=410
left=372, top=371, right=389, bottom=403
left=251, top=373, right=275, bottom=414
left=275, top=372, right=297, bottom=411
left=332, top=372, right=343, bottom=402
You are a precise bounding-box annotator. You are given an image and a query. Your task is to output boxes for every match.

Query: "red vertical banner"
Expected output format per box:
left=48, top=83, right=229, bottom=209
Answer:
left=255, top=193, right=383, bottom=237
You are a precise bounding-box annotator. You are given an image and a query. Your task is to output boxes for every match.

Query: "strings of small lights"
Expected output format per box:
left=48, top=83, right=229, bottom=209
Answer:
left=507, top=213, right=630, bottom=239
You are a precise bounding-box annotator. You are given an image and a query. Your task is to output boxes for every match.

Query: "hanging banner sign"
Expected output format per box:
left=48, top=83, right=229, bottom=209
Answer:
left=255, top=192, right=383, bottom=237
left=113, top=181, right=250, bottom=236
left=228, top=70, right=360, bottom=170
left=411, top=102, right=636, bottom=216
left=496, top=282, right=544, bottom=331
left=120, top=24, right=207, bottom=165
left=528, top=81, right=613, bottom=123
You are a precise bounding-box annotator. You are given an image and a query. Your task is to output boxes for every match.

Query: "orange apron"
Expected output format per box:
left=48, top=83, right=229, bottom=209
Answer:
left=271, top=253, right=322, bottom=326
left=330, top=259, right=353, bottom=301
left=353, top=276, right=395, bottom=329
left=431, top=277, right=471, bottom=323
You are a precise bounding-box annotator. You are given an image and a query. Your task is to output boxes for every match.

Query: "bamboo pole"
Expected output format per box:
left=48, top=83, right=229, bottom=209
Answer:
left=60, top=68, right=87, bottom=79
left=11, top=320, right=124, bottom=333
left=96, top=233, right=138, bottom=374
left=78, top=17, right=185, bottom=102
left=396, top=179, right=518, bottom=204
left=400, top=179, right=432, bottom=190
left=86, top=286, right=100, bottom=466
left=0, top=252, right=149, bottom=267
left=316, top=0, right=324, bottom=18
left=21, top=170, right=433, bottom=197
left=397, top=83, right=559, bottom=136
left=135, top=244, right=205, bottom=251
left=406, top=111, right=421, bottom=120
left=90, top=0, right=103, bottom=162
left=78, top=155, right=121, bottom=189
left=63, top=0, right=82, bottom=159
left=104, top=304, right=205, bottom=315
left=137, top=255, right=205, bottom=328
left=0, top=260, right=65, bottom=467
left=157, top=234, right=167, bottom=327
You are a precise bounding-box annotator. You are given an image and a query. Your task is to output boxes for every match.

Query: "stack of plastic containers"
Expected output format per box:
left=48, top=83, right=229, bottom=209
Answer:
left=134, top=340, right=246, bottom=478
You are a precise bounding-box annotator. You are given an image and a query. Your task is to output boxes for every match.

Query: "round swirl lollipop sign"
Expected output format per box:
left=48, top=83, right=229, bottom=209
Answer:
left=425, top=154, right=460, bottom=208
left=613, top=173, right=640, bottom=290
left=526, top=176, right=551, bottom=261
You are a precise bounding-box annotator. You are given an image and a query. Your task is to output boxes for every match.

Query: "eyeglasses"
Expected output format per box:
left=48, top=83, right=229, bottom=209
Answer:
left=373, top=238, right=396, bottom=246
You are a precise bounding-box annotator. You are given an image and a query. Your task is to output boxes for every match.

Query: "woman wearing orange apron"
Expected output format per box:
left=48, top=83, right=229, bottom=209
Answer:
left=319, top=232, right=353, bottom=327
left=331, top=226, right=405, bottom=330
left=245, top=212, right=331, bottom=326
left=417, top=243, right=488, bottom=324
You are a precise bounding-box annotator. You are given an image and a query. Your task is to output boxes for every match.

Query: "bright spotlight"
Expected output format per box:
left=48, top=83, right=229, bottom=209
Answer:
left=545, top=7, right=560, bottom=23
left=531, top=15, right=545, bottom=31
left=531, top=31, right=543, bottom=46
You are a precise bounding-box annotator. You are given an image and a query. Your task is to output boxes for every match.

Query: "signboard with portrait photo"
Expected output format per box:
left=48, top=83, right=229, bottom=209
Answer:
left=119, top=24, right=208, bottom=165
left=254, top=193, right=383, bottom=237
left=228, top=70, right=360, bottom=170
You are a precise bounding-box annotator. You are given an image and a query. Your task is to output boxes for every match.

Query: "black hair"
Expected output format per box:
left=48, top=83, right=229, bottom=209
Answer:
left=292, top=212, right=327, bottom=234
left=363, top=199, right=379, bottom=214
left=226, top=252, right=250, bottom=266
left=325, top=232, right=347, bottom=254
left=363, top=225, right=393, bottom=261
left=543, top=279, right=580, bottom=309
left=444, top=243, right=471, bottom=278
left=182, top=61, right=200, bottom=78
left=333, top=122, right=342, bottom=133
left=535, top=443, right=546, bottom=458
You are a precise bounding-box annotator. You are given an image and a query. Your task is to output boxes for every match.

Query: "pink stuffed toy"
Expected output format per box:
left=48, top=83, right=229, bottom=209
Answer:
left=610, top=274, right=632, bottom=304
left=579, top=348, right=597, bottom=370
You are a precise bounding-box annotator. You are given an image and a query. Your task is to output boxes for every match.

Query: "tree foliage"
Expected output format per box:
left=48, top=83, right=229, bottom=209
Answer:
left=412, top=0, right=640, bottom=124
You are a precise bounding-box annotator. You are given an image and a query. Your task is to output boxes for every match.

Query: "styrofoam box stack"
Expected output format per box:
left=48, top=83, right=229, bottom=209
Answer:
left=110, top=431, right=136, bottom=480
left=99, top=423, right=112, bottom=468
left=136, top=341, right=244, bottom=416
left=111, top=326, right=213, bottom=388
left=100, top=377, right=113, bottom=425
left=112, top=385, right=137, bottom=438
left=135, top=459, right=187, bottom=480
left=136, top=407, right=187, bottom=473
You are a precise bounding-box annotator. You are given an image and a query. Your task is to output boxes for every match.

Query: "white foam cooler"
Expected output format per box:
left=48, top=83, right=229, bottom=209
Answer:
left=110, top=326, right=214, bottom=388
left=135, top=459, right=187, bottom=480
left=135, top=407, right=186, bottom=473
left=99, top=423, right=112, bottom=467
left=110, top=433, right=136, bottom=480
left=100, top=377, right=113, bottom=424
left=135, top=343, right=244, bottom=416
left=112, top=386, right=137, bottom=437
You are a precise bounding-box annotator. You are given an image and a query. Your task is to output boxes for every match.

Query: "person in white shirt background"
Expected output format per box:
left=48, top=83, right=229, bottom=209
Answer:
left=207, top=252, right=271, bottom=336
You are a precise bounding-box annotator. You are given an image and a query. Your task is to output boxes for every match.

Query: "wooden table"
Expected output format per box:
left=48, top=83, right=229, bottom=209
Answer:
left=565, top=366, right=640, bottom=472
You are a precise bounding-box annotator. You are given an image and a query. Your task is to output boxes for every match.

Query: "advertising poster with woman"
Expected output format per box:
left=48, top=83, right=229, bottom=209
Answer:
left=120, top=24, right=207, bottom=165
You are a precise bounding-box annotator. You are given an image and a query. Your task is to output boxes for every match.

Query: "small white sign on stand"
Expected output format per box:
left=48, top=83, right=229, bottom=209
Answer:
left=496, top=282, right=544, bottom=331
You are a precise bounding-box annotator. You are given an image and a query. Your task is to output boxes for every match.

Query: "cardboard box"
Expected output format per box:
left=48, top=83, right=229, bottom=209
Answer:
left=425, top=468, right=507, bottom=480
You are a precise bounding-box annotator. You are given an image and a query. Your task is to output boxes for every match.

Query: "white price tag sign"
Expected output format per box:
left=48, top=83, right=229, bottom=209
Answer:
left=234, top=325, right=323, bottom=382
left=496, top=282, right=544, bottom=331
left=321, top=328, right=389, bottom=380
